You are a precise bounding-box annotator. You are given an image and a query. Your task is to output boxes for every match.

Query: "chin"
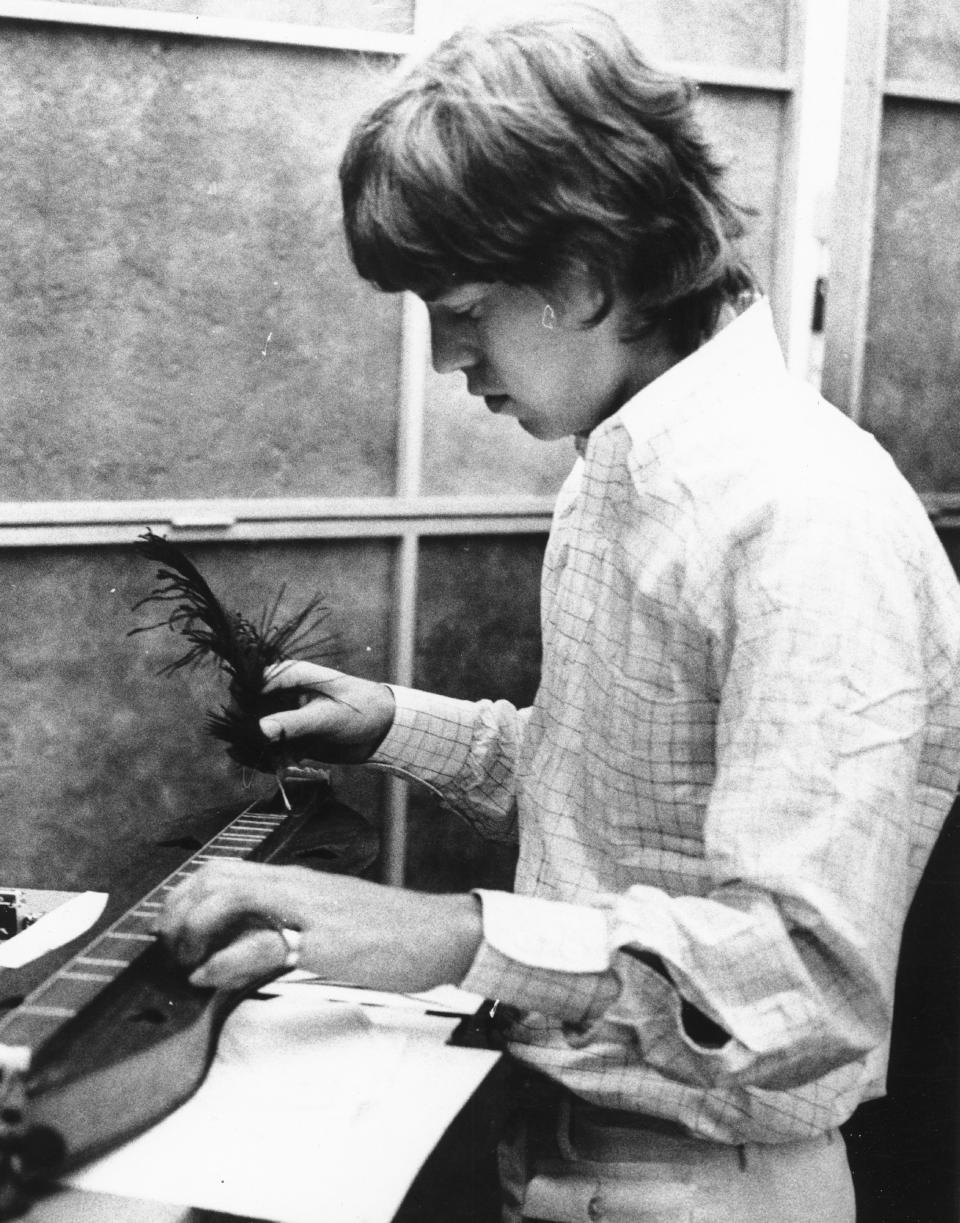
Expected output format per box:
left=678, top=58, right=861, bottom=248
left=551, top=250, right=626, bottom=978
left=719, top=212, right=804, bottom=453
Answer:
left=518, top=418, right=567, bottom=442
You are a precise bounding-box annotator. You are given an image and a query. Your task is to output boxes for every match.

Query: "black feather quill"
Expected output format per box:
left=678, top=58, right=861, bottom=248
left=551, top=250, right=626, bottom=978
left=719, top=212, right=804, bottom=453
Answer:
left=129, top=530, right=336, bottom=773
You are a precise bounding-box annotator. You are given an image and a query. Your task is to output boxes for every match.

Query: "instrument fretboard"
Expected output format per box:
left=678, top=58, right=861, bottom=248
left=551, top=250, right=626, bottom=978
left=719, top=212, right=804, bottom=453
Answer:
left=0, top=807, right=285, bottom=1056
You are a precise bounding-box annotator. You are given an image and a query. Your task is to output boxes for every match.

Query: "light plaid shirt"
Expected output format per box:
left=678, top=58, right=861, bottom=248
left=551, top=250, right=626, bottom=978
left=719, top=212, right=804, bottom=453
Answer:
left=373, top=300, right=960, bottom=1143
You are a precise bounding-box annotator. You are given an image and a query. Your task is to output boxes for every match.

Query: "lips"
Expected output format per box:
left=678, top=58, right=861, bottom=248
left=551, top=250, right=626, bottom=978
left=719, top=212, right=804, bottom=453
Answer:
left=483, top=394, right=509, bottom=413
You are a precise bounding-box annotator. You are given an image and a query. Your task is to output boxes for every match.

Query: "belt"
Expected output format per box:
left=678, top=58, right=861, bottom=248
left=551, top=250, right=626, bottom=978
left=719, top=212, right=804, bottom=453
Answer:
left=573, top=1103, right=693, bottom=1140
left=509, top=1069, right=712, bottom=1162
left=568, top=1103, right=742, bottom=1166
left=508, top=1069, right=831, bottom=1170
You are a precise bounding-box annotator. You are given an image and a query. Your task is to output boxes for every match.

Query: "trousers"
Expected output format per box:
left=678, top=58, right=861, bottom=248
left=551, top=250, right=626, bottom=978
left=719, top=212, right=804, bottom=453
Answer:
left=498, top=1087, right=857, bottom=1223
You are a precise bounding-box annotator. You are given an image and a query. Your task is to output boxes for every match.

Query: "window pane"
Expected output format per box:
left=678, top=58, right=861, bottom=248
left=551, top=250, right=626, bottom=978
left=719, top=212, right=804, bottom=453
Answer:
left=697, top=87, right=783, bottom=298
left=404, top=535, right=546, bottom=890
left=37, top=0, right=414, bottom=35
left=861, top=101, right=960, bottom=495
left=0, top=26, right=402, bottom=500
left=0, top=540, right=392, bottom=902
left=888, top=0, right=960, bottom=89
left=421, top=372, right=576, bottom=498
left=417, top=0, right=790, bottom=71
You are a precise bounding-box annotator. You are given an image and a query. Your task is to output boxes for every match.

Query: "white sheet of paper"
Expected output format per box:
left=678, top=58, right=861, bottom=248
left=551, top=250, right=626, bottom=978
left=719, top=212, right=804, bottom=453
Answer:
left=0, top=892, right=108, bottom=968
left=66, top=981, right=500, bottom=1223
left=288, top=976, right=486, bottom=1014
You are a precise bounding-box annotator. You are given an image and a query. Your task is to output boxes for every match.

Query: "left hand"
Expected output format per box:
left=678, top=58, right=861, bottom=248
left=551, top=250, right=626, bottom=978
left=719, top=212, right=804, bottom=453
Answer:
left=156, top=860, right=483, bottom=994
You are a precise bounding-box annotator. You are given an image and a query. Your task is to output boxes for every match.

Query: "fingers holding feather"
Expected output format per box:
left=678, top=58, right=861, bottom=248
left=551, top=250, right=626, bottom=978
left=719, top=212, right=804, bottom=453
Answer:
left=260, top=702, right=344, bottom=744
left=259, top=664, right=396, bottom=763
left=262, top=660, right=347, bottom=692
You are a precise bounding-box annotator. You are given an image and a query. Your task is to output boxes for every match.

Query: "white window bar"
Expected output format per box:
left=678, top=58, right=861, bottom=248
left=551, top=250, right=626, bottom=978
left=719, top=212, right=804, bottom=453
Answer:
left=0, top=498, right=555, bottom=548
left=885, top=78, right=960, bottom=107
left=821, top=0, right=890, bottom=420
left=382, top=293, right=429, bottom=886
left=773, top=0, right=848, bottom=379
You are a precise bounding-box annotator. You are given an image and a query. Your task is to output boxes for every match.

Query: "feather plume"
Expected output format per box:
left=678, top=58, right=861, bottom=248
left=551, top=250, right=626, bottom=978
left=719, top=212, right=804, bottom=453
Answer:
left=130, top=530, right=336, bottom=773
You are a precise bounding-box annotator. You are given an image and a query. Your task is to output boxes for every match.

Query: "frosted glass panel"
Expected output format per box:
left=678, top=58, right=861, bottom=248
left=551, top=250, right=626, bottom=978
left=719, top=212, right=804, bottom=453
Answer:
left=0, top=540, right=392, bottom=897
left=41, top=0, right=414, bottom=33
left=861, top=101, right=960, bottom=494
left=421, top=375, right=576, bottom=498
left=0, top=26, right=402, bottom=500
left=404, top=534, right=545, bottom=890
left=697, top=88, right=783, bottom=297
left=417, top=0, right=790, bottom=71
left=888, top=0, right=960, bottom=89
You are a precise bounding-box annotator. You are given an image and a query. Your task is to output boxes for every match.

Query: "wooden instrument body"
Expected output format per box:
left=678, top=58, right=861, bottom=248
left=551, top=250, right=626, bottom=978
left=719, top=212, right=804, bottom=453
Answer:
left=0, top=782, right=378, bottom=1215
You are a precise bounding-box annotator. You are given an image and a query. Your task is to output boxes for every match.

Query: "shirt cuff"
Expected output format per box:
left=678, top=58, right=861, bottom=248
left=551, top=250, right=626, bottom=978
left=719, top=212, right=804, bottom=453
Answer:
left=460, top=889, right=620, bottom=1024
left=371, top=685, right=479, bottom=785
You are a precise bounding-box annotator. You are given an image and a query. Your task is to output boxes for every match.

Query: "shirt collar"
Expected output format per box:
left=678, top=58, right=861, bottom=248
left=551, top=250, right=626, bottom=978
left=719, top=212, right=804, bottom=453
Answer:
left=589, top=297, right=785, bottom=456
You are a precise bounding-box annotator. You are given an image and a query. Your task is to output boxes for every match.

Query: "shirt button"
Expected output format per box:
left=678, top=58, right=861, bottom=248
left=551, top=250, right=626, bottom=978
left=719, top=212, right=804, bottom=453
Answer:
left=587, top=1193, right=604, bottom=1221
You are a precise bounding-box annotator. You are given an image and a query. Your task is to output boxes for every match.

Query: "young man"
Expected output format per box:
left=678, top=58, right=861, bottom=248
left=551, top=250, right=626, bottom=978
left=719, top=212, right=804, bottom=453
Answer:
left=159, top=10, right=960, bottom=1221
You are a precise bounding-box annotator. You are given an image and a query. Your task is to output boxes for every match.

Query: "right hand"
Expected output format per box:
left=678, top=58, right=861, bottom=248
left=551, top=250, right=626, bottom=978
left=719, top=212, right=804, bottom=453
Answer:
left=258, top=660, right=396, bottom=764
left=158, top=858, right=482, bottom=994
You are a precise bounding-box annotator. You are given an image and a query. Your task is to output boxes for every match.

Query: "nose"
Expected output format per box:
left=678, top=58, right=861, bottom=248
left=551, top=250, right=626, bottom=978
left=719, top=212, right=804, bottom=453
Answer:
left=429, top=314, right=479, bottom=375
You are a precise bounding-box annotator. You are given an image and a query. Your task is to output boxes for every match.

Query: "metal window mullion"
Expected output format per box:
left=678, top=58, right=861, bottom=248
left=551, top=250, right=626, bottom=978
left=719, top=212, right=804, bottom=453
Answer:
left=396, top=294, right=428, bottom=503
left=382, top=293, right=429, bottom=886
left=383, top=529, right=419, bottom=887
left=772, top=0, right=849, bottom=377
left=820, top=0, right=889, bottom=419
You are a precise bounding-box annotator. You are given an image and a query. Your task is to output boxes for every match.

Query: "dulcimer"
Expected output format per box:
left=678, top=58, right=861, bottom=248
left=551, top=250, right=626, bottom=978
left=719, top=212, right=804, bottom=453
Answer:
left=0, top=778, right=378, bottom=1217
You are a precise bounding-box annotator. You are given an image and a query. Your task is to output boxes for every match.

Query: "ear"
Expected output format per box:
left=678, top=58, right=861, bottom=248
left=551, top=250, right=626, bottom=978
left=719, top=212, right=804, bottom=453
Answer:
left=549, top=262, right=613, bottom=329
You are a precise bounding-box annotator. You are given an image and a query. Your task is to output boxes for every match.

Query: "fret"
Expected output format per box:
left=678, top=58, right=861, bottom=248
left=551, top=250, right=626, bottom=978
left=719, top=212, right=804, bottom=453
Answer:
left=29, top=974, right=110, bottom=1013
left=92, top=936, right=140, bottom=958
left=0, top=1010, right=66, bottom=1047
left=0, top=798, right=287, bottom=1058
left=112, top=917, right=158, bottom=937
